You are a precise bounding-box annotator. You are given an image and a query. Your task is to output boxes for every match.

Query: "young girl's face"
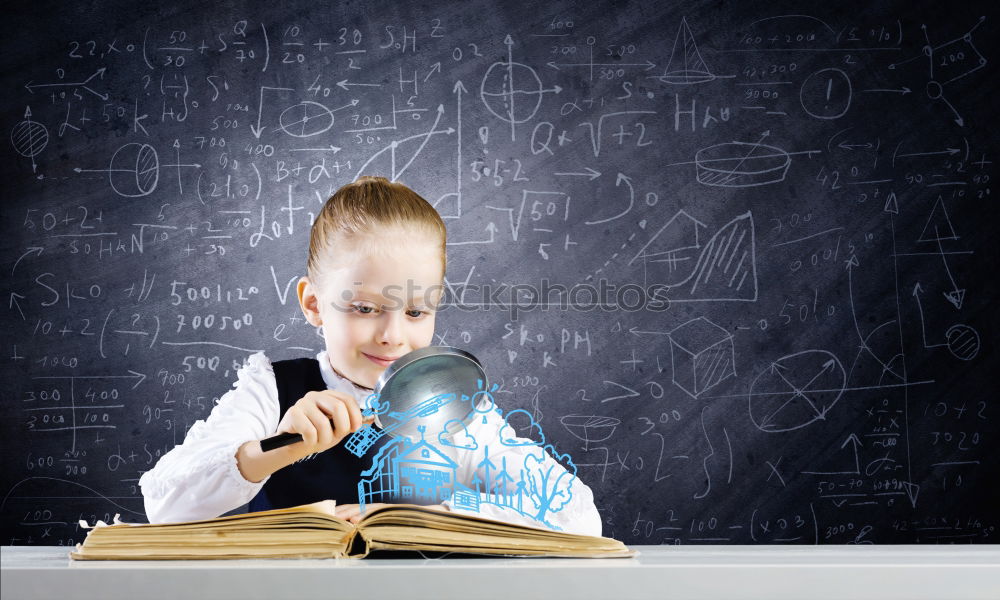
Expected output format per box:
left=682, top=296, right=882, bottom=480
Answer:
left=298, top=231, right=444, bottom=390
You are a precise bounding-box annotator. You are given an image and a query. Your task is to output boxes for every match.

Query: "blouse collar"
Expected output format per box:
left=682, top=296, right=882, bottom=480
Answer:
left=314, top=352, right=383, bottom=429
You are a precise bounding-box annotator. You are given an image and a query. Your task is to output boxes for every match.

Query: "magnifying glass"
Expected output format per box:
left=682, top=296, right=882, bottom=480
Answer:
left=259, top=346, right=491, bottom=454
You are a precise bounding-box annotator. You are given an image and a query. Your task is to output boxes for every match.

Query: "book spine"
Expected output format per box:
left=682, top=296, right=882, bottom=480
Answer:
left=345, top=526, right=370, bottom=559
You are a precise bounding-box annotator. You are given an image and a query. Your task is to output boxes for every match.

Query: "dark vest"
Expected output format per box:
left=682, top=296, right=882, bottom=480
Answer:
left=248, top=358, right=389, bottom=512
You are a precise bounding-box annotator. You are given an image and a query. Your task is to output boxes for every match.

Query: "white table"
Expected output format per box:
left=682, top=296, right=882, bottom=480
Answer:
left=2, top=545, right=998, bottom=599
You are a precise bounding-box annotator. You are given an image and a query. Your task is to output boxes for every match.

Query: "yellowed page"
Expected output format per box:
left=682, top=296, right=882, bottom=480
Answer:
left=354, top=504, right=633, bottom=558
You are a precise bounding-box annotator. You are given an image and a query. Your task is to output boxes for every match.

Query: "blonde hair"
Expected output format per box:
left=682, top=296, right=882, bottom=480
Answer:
left=307, top=176, right=447, bottom=284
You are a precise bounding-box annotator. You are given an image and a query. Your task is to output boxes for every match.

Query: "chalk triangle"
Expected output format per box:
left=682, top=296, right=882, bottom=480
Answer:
left=883, top=191, right=898, bottom=214
left=917, top=196, right=958, bottom=243
left=943, top=289, right=965, bottom=309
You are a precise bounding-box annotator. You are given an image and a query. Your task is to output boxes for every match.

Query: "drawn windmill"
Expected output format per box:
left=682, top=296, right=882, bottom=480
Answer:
left=476, top=446, right=497, bottom=503
left=514, top=472, right=528, bottom=513
left=652, top=17, right=717, bottom=84
left=492, top=457, right=516, bottom=507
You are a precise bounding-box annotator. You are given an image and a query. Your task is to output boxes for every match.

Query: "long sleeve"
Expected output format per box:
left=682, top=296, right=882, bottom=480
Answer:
left=138, top=352, right=280, bottom=524
left=442, top=408, right=604, bottom=538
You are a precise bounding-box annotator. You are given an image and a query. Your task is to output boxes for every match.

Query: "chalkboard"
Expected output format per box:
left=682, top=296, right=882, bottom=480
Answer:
left=3, top=0, right=997, bottom=547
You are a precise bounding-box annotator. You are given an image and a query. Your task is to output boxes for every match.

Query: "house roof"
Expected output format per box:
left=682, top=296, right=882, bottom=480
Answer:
left=395, top=439, right=458, bottom=468
left=453, top=482, right=476, bottom=495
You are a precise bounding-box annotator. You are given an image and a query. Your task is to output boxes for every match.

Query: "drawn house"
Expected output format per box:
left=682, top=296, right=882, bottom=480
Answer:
left=451, top=482, right=480, bottom=512
left=396, top=437, right=458, bottom=504
left=357, top=427, right=458, bottom=509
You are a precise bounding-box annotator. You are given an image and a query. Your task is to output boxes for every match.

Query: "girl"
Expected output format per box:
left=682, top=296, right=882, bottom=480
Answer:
left=139, top=176, right=603, bottom=537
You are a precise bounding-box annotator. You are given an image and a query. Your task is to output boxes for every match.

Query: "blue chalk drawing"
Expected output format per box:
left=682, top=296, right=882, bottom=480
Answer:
left=471, top=380, right=500, bottom=424
left=438, top=418, right=479, bottom=450
left=499, top=408, right=545, bottom=446
left=357, top=425, right=457, bottom=511
left=522, top=444, right=577, bottom=529
left=345, top=392, right=457, bottom=457
left=354, top=382, right=579, bottom=532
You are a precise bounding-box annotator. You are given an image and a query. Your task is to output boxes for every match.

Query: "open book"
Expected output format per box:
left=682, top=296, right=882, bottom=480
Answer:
left=69, top=501, right=636, bottom=560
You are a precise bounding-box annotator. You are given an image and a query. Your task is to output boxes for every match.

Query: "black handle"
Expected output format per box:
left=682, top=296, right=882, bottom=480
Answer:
left=259, top=431, right=303, bottom=452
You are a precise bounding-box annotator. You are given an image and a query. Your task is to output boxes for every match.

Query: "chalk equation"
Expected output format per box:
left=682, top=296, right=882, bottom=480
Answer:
left=2, top=0, right=996, bottom=547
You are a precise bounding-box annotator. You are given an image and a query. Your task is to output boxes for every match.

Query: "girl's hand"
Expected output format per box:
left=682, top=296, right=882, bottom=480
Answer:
left=273, top=390, right=370, bottom=462
left=335, top=503, right=450, bottom=524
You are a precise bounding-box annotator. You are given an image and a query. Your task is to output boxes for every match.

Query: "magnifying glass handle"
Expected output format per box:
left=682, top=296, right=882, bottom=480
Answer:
left=259, top=432, right=302, bottom=452
left=259, top=416, right=377, bottom=452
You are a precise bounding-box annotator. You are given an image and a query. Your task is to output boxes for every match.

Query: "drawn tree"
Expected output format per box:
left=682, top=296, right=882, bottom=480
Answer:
left=522, top=444, right=577, bottom=529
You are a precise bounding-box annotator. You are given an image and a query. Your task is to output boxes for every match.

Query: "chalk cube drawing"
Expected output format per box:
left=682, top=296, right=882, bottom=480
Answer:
left=668, top=317, right=735, bottom=398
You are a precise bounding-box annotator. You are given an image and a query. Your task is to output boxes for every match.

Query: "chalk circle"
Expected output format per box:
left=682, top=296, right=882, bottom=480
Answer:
left=799, top=68, right=852, bottom=120
left=926, top=80, right=944, bottom=100
left=945, top=324, right=979, bottom=361
left=11, top=120, right=48, bottom=158
left=695, top=141, right=790, bottom=187
left=748, top=350, right=846, bottom=433
left=109, top=143, right=158, bottom=197
left=480, top=61, right=544, bottom=124
left=278, top=101, right=335, bottom=138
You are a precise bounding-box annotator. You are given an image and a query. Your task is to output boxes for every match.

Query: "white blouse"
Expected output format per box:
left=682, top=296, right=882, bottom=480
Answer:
left=139, top=351, right=604, bottom=537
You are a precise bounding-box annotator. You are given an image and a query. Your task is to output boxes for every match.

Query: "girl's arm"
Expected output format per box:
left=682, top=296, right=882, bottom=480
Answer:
left=138, top=352, right=282, bottom=523
left=445, top=410, right=604, bottom=538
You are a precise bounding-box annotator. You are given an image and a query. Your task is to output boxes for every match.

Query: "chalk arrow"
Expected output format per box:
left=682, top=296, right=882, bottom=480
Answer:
left=883, top=192, right=899, bottom=214
left=844, top=254, right=859, bottom=271
left=336, top=79, right=382, bottom=90
left=943, top=289, right=966, bottom=310
left=127, top=370, right=147, bottom=389
left=554, top=167, right=601, bottom=180
left=912, top=283, right=947, bottom=348
left=628, top=327, right=671, bottom=337
left=862, top=87, right=911, bottom=94
left=897, top=148, right=961, bottom=158
left=902, top=481, right=920, bottom=508
left=12, top=247, right=44, bottom=275
left=9, top=292, right=26, bottom=320
left=837, top=141, right=873, bottom=151
left=841, top=433, right=862, bottom=474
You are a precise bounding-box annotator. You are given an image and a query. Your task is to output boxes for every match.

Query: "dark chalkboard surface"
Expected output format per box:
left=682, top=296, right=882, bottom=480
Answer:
left=3, top=0, right=997, bottom=546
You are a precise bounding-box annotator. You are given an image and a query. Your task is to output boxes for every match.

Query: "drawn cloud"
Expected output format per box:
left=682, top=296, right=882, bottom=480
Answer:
left=438, top=418, right=478, bottom=450
left=499, top=409, right=545, bottom=446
